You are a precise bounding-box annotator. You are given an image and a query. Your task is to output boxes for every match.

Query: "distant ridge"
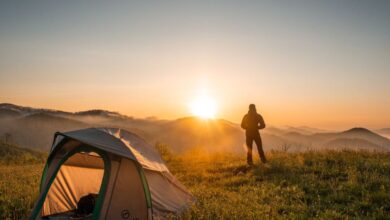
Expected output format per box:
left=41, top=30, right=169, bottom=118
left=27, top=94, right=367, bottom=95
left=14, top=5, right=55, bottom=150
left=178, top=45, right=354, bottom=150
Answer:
left=0, top=103, right=130, bottom=119
left=343, top=127, right=374, bottom=134
left=0, top=103, right=389, bottom=152
left=323, top=138, right=385, bottom=151
left=0, top=103, right=70, bottom=116
left=0, top=108, right=21, bottom=118
left=20, top=112, right=87, bottom=126
left=376, top=128, right=390, bottom=139
left=339, top=127, right=389, bottom=144
left=75, top=109, right=124, bottom=118
left=378, top=128, right=390, bottom=133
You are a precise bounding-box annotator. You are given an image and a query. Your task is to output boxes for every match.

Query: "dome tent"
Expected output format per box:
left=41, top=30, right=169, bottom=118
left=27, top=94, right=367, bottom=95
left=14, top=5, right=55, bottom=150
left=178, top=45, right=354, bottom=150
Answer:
left=30, top=128, right=194, bottom=220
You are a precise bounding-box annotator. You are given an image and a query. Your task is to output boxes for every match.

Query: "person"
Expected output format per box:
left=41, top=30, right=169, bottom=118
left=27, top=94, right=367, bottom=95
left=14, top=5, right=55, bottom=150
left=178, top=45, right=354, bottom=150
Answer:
left=241, top=104, right=267, bottom=165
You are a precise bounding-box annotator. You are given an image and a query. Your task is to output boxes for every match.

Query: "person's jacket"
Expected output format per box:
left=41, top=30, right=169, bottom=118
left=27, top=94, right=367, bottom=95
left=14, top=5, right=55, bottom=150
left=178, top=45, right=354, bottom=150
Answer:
left=241, top=111, right=266, bottom=135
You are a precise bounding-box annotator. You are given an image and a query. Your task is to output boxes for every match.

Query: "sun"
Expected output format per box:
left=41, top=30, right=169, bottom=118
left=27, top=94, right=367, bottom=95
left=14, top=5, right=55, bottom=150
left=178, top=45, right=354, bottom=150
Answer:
left=189, top=95, right=217, bottom=119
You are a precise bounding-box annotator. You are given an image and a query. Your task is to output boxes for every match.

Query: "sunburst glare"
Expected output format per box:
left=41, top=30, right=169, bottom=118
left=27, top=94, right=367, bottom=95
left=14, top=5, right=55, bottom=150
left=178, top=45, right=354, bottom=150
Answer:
left=189, top=95, right=217, bottom=119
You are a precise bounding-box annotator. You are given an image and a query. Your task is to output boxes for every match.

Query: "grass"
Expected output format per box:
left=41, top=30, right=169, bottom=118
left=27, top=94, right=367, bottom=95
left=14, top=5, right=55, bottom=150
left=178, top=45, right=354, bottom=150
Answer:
left=0, top=142, right=46, bottom=165
left=0, top=141, right=45, bottom=220
left=159, top=146, right=390, bottom=219
left=1, top=143, right=390, bottom=219
left=0, top=164, right=43, bottom=220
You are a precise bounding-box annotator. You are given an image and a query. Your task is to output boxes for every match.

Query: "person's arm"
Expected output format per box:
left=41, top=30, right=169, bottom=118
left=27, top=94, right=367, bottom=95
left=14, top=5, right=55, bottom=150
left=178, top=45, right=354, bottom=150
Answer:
left=258, top=115, right=266, bottom=129
left=241, top=115, right=247, bottom=129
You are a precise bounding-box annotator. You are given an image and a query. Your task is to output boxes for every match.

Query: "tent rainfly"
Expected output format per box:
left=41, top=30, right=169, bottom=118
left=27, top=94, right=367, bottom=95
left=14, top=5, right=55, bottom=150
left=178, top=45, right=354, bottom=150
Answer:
left=30, top=128, right=194, bottom=220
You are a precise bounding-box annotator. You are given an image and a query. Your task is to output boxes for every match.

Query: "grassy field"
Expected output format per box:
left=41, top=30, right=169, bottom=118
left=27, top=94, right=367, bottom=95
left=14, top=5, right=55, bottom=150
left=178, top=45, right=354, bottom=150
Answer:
left=162, top=147, right=390, bottom=219
left=0, top=164, right=43, bottom=220
left=1, top=142, right=390, bottom=219
left=0, top=142, right=46, bottom=220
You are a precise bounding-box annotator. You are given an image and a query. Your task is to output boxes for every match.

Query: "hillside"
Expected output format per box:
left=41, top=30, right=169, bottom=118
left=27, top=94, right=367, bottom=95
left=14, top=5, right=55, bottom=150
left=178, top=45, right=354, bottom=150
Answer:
left=0, top=141, right=46, bottom=165
left=0, top=113, right=90, bottom=149
left=322, top=138, right=385, bottom=151
left=340, top=128, right=390, bottom=145
left=164, top=149, right=390, bottom=219
left=0, top=143, right=44, bottom=219
left=0, top=103, right=71, bottom=117
left=152, top=117, right=245, bottom=153
left=0, top=108, right=22, bottom=118
left=377, top=128, right=390, bottom=139
left=0, top=103, right=389, bottom=153
left=275, top=127, right=390, bottom=152
left=1, top=144, right=390, bottom=219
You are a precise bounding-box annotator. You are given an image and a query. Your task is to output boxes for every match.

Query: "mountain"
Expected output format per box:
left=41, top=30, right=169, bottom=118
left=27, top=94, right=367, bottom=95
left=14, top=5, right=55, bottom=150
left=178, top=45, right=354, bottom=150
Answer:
left=0, top=103, right=70, bottom=116
left=0, top=103, right=169, bottom=150
left=322, top=138, right=384, bottom=151
left=376, top=128, right=390, bottom=139
left=151, top=117, right=245, bottom=153
left=75, top=109, right=125, bottom=118
left=0, top=113, right=90, bottom=149
left=0, top=103, right=389, bottom=153
left=0, top=108, right=22, bottom=119
left=283, top=126, right=329, bottom=135
left=338, top=128, right=390, bottom=147
left=378, top=128, right=390, bottom=132
left=277, top=127, right=390, bottom=151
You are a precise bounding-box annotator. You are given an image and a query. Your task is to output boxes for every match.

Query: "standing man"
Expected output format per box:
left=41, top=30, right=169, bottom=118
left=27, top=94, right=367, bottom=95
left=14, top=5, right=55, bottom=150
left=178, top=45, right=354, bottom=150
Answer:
left=241, top=104, right=267, bottom=165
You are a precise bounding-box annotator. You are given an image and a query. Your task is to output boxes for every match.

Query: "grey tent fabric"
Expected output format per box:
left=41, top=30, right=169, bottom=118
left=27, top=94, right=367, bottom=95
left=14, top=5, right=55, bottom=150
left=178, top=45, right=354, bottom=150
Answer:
left=58, top=128, right=136, bottom=161
left=97, top=128, right=169, bottom=172
left=145, top=170, right=195, bottom=215
left=31, top=127, right=194, bottom=220
left=59, top=128, right=169, bottom=172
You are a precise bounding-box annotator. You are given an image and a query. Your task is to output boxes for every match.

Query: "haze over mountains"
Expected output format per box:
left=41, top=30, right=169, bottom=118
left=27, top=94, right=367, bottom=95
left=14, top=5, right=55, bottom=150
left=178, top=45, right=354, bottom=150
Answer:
left=0, top=103, right=389, bottom=153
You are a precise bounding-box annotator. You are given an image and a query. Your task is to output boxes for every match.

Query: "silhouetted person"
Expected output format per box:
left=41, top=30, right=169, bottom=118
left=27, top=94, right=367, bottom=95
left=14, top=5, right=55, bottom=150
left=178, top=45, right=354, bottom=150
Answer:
left=241, top=104, right=266, bottom=165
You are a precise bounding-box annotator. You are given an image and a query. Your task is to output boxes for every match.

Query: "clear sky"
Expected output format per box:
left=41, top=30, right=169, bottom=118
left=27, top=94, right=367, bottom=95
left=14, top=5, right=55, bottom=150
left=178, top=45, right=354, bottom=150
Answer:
left=0, top=1, right=389, bottom=129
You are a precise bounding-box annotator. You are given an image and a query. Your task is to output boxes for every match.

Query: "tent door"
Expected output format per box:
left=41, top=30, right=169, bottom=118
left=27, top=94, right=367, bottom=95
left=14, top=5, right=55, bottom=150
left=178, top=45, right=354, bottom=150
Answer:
left=29, top=147, right=110, bottom=220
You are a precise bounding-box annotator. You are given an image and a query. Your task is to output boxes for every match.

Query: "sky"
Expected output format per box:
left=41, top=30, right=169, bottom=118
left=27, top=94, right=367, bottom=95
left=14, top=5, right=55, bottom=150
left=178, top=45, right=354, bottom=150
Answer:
left=0, top=0, right=389, bottom=129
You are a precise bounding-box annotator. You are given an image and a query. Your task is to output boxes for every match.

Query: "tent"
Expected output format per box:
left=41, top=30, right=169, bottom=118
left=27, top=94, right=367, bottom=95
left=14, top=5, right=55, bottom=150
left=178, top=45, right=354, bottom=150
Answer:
left=30, top=127, right=194, bottom=220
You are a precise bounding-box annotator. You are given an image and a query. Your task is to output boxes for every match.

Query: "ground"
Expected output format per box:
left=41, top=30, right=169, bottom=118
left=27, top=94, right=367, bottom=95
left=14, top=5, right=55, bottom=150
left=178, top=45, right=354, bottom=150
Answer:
left=1, top=143, right=390, bottom=219
left=163, top=147, right=390, bottom=219
left=0, top=164, right=43, bottom=219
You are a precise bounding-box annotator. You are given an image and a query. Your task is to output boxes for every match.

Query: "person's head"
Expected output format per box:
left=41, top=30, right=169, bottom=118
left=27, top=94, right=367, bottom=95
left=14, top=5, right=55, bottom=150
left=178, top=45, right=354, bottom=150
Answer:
left=249, top=104, right=256, bottom=112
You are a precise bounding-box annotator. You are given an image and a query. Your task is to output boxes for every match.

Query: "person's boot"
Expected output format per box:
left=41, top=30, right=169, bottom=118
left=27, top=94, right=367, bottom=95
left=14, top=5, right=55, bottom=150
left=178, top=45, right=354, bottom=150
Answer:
left=260, top=155, right=267, bottom=164
left=247, top=154, right=254, bottom=166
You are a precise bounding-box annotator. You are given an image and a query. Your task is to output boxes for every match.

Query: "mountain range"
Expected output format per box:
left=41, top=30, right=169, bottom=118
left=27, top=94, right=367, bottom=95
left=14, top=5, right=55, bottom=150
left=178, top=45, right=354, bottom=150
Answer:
left=0, top=103, right=389, bottom=153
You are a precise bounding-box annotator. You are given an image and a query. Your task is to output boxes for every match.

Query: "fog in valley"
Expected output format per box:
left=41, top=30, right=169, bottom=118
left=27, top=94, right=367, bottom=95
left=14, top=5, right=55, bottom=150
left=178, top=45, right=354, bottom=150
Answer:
left=1, top=103, right=389, bottom=154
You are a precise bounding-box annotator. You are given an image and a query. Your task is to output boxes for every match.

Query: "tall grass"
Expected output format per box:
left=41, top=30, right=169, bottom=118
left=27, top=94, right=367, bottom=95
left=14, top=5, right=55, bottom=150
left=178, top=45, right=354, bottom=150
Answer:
left=1, top=143, right=390, bottom=219
left=159, top=146, right=390, bottom=219
left=0, top=164, right=43, bottom=220
left=0, top=142, right=45, bottom=220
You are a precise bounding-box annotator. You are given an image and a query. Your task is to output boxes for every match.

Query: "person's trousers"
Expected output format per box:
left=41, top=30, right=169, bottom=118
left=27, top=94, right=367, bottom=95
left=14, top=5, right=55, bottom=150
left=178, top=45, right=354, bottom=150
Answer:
left=246, top=132, right=267, bottom=164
